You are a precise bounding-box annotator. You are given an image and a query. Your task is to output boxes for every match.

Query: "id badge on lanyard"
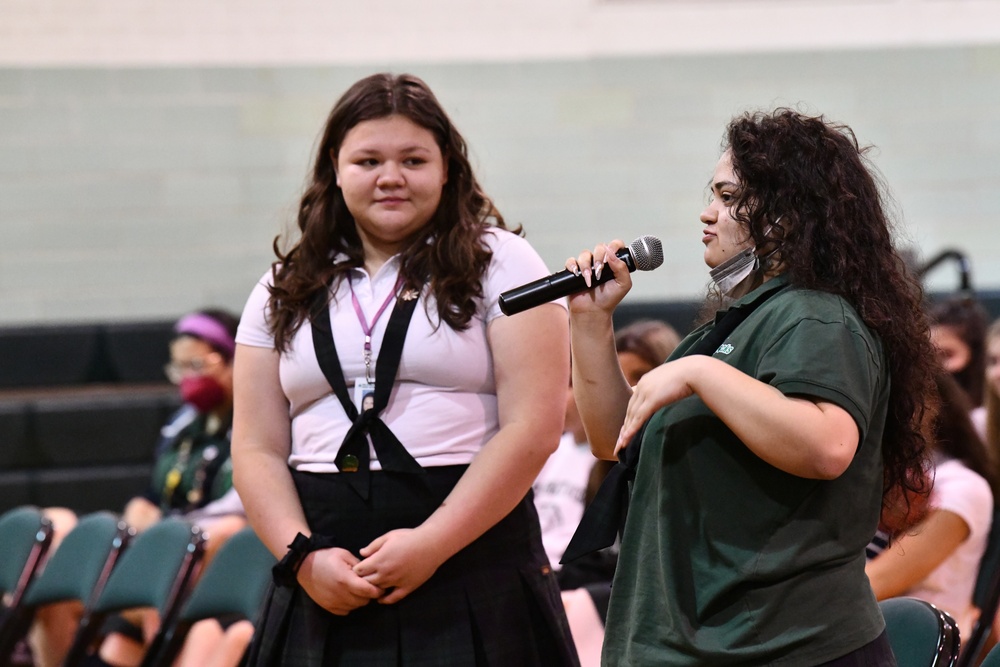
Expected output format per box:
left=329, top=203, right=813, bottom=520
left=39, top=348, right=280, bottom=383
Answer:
left=350, top=274, right=402, bottom=413
left=353, top=381, right=376, bottom=413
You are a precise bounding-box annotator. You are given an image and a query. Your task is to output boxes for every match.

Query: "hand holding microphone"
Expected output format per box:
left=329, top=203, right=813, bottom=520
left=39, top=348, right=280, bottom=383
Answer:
left=498, top=235, right=664, bottom=316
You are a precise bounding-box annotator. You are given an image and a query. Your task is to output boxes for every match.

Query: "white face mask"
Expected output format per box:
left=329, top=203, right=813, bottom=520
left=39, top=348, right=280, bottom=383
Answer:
left=709, top=247, right=758, bottom=295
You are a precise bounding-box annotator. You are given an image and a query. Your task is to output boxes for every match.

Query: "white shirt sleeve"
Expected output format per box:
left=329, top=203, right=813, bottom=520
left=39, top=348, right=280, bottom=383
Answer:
left=481, top=229, right=567, bottom=323
left=235, top=271, right=276, bottom=349
left=930, top=458, right=993, bottom=542
left=907, top=458, right=994, bottom=638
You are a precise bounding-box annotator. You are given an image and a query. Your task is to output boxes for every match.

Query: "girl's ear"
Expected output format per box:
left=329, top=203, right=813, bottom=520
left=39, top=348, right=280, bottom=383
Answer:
left=330, top=148, right=341, bottom=187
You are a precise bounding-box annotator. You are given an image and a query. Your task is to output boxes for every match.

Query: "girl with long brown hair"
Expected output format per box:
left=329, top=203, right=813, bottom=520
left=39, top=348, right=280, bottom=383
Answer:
left=232, top=73, right=575, bottom=666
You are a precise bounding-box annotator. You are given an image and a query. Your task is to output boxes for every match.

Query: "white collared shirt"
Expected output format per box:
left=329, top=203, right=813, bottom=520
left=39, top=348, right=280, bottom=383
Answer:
left=236, top=228, right=562, bottom=471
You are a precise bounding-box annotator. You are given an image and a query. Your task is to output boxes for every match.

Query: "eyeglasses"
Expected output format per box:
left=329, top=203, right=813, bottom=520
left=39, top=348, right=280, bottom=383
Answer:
left=163, top=352, right=223, bottom=384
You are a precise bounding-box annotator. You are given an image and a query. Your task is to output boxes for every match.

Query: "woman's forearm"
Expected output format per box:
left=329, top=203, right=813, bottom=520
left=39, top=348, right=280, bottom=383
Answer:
left=684, top=356, right=860, bottom=479
left=231, top=343, right=306, bottom=558
left=417, top=418, right=562, bottom=562
left=570, top=311, right=633, bottom=460
left=865, top=509, right=970, bottom=600
left=618, top=355, right=860, bottom=479
left=232, top=448, right=311, bottom=558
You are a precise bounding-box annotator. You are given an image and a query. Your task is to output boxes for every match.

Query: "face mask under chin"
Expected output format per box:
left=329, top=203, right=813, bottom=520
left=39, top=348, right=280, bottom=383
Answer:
left=710, top=247, right=759, bottom=296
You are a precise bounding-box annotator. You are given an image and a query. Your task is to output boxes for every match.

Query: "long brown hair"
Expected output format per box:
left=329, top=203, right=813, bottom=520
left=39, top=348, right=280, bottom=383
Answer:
left=614, top=319, right=681, bottom=367
left=983, top=320, right=1000, bottom=475
left=724, top=108, right=938, bottom=514
left=267, top=73, right=517, bottom=350
left=933, top=369, right=996, bottom=492
left=929, top=295, right=988, bottom=407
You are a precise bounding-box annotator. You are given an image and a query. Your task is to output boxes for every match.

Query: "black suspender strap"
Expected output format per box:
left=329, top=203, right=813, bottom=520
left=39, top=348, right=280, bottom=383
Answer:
left=310, top=282, right=425, bottom=500
left=561, top=283, right=789, bottom=563
left=311, top=298, right=359, bottom=422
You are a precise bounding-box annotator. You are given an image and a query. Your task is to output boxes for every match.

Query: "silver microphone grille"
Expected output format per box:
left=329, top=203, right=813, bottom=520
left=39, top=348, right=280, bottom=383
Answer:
left=629, top=235, right=664, bottom=272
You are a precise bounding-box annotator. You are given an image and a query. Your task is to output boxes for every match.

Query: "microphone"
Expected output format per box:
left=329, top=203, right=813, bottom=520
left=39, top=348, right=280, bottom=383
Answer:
left=498, top=235, right=664, bottom=316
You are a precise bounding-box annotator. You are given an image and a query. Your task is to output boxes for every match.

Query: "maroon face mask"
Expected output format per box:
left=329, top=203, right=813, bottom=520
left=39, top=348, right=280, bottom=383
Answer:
left=179, top=375, right=227, bottom=413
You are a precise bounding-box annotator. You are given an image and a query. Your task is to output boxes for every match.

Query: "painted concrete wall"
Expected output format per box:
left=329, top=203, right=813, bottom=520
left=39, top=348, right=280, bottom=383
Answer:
left=1, top=1, right=999, bottom=324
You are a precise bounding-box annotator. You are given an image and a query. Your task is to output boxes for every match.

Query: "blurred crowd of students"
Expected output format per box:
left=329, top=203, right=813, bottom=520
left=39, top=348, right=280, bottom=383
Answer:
left=12, top=291, right=1000, bottom=666
left=21, top=309, right=250, bottom=667
left=11, top=310, right=684, bottom=667
left=5, top=289, right=1000, bottom=667
left=5, top=311, right=672, bottom=667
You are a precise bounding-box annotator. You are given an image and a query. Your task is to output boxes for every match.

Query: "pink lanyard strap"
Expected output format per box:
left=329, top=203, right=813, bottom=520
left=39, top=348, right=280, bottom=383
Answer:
left=349, top=274, right=404, bottom=383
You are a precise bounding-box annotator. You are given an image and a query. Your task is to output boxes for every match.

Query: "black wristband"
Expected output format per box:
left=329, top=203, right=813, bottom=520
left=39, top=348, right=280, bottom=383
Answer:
left=272, top=532, right=338, bottom=588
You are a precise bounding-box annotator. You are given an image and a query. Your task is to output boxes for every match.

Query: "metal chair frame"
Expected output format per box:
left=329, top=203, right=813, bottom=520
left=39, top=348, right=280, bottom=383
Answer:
left=145, top=526, right=275, bottom=667
left=62, top=518, right=206, bottom=667
left=882, top=597, right=960, bottom=667
left=0, top=507, right=54, bottom=660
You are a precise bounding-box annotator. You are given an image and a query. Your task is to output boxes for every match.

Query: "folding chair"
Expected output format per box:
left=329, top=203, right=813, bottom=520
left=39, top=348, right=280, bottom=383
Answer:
left=0, top=506, right=54, bottom=658
left=881, top=597, right=961, bottom=667
left=980, top=641, right=1000, bottom=667
left=147, top=526, right=275, bottom=667
left=63, top=517, right=206, bottom=667
left=956, top=507, right=1000, bottom=667
left=0, top=512, right=134, bottom=664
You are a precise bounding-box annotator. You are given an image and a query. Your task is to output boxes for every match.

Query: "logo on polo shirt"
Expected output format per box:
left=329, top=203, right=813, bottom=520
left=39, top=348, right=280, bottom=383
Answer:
left=715, top=343, right=735, bottom=355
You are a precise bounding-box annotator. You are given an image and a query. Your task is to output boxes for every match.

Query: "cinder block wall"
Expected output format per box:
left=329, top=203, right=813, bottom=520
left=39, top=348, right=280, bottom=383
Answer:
left=1, top=2, right=999, bottom=325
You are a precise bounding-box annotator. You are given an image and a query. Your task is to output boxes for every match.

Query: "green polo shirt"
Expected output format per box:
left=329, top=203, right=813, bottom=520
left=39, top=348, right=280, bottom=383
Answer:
left=604, top=275, right=888, bottom=666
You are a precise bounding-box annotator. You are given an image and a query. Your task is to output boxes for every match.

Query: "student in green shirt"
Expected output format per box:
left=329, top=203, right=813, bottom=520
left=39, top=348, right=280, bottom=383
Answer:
left=565, top=109, right=938, bottom=665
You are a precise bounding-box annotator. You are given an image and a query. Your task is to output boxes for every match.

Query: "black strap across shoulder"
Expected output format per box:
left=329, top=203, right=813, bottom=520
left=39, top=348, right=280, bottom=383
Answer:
left=561, top=283, right=789, bottom=563
left=309, top=281, right=425, bottom=500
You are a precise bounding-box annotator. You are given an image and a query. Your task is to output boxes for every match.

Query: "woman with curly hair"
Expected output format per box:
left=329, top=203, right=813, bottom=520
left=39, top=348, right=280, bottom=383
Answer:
left=232, top=73, right=576, bottom=665
left=564, top=108, right=937, bottom=665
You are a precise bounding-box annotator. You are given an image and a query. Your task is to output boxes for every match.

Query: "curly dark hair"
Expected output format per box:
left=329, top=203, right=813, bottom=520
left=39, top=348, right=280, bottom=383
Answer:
left=724, top=108, right=938, bottom=514
left=266, top=72, right=518, bottom=350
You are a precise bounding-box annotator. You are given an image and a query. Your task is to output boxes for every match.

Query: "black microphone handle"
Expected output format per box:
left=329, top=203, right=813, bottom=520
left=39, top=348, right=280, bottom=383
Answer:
left=498, top=247, right=637, bottom=316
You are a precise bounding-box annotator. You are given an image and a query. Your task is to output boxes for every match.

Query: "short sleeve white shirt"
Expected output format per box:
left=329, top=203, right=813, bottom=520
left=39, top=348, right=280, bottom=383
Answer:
left=236, top=228, right=563, bottom=472
left=905, top=458, right=993, bottom=637
left=532, top=431, right=596, bottom=569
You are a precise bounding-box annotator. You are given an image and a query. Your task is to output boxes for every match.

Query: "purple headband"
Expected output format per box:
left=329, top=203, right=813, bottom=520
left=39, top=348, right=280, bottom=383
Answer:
left=174, top=313, right=236, bottom=359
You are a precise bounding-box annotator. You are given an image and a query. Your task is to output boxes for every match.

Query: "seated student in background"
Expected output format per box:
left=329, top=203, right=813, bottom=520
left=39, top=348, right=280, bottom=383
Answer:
left=983, top=319, right=1000, bottom=467
left=613, top=319, right=682, bottom=387
left=558, top=319, right=679, bottom=667
left=929, top=295, right=989, bottom=437
left=532, top=369, right=594, bottom=571
left=533, top=318, right=681, bottom=577
left=866, top=369, right=995, bottom=638
left=580, top=319, right=681, bottom=511
left=63, top=309, right=248, bottom=667
left=979, top=321, right=1000, bottom=667
left=123, top=308, right=245, bottom=540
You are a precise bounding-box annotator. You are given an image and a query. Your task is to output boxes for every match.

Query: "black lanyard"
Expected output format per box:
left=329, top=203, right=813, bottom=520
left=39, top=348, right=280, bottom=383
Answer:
left=310, top=279, right=425, bottom=500
left=561, top=282, right=789, bottom=563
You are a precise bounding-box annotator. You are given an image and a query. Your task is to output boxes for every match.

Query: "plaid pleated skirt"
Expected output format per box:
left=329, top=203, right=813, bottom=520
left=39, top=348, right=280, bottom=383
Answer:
left=246, top=466, right=580, bottom=666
